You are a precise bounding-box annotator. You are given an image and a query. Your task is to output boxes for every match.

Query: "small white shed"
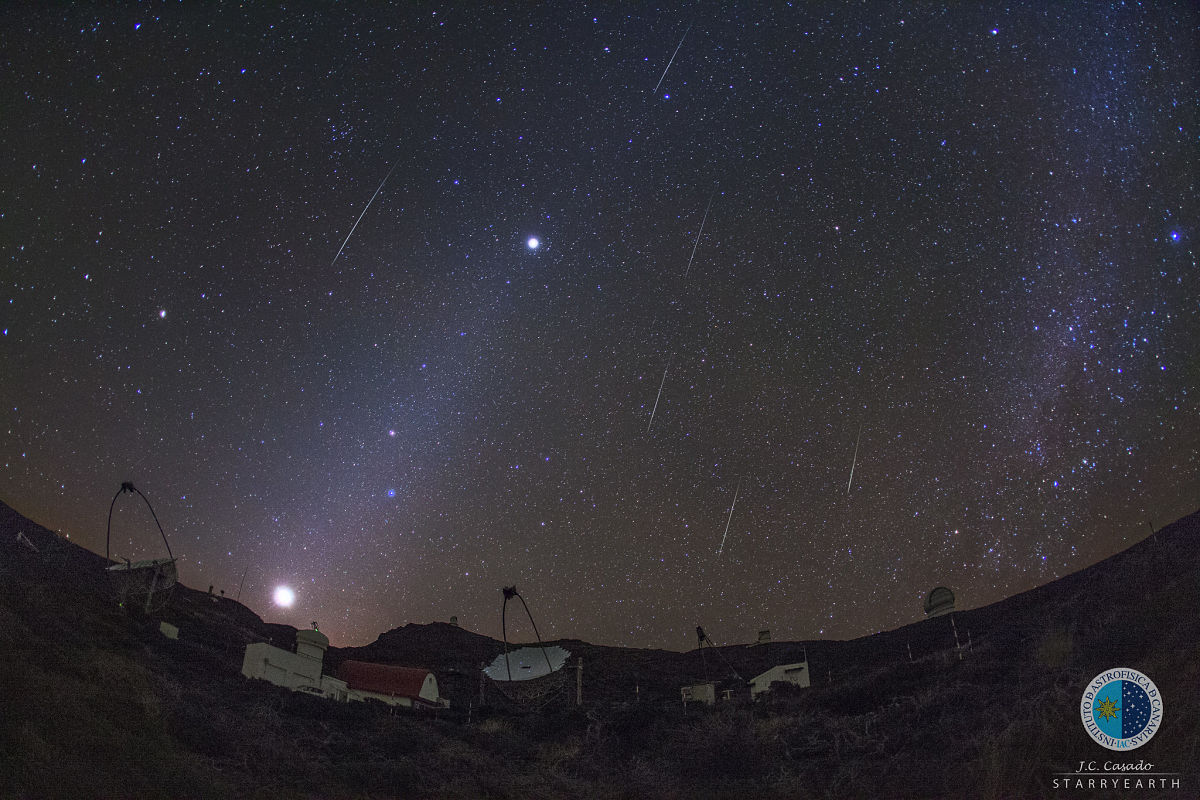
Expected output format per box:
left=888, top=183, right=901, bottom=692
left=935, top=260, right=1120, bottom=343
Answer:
left=681, top=682, right=716, bottom=706
left=749, top=662, right=810, bottom=699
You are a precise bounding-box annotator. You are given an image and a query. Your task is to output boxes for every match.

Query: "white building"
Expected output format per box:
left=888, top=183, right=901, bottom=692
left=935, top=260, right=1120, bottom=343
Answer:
left=241, top=629, right=447, bottom=709
left=749, top=662, right=810, bottom=699
left=241, top=628, right=349, bottom=700
left=335, top=660, right=448, bottom=709
left=681, top=682, right=716, bottom=706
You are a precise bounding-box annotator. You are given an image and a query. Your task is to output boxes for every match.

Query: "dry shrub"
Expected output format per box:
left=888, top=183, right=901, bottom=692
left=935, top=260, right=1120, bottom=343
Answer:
left=1036, top=625, right=1074, bottom=669
left=667, top=708, right=784, bottom=783
left=536, top=737, right=582, bottom=774
left=4, top=660, right=227, bottom=799
left=962, top=677, right=1076, bottom=800
left=328, top=757, right=422, bottom=796
left=477, top=716, right=513, bottom=736
left=622, top=756, right=683, bottom=799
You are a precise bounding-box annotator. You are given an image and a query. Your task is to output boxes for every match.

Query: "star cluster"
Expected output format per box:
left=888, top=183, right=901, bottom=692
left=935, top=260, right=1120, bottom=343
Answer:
left=1, top=4, right=1196, bottom=648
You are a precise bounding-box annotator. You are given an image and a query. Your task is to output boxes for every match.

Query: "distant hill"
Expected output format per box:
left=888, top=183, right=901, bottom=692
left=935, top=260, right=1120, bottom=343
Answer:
left=334, top=505, right=1200, bottom=708
left=1, top=497, right=1197, bottom=798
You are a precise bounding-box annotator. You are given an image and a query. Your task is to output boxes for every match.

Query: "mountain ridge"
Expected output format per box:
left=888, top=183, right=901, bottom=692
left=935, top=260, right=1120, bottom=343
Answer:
left=2, top=496, right=1197, bottom=798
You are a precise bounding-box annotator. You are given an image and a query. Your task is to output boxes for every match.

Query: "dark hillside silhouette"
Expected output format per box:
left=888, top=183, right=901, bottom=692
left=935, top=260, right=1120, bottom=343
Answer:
left=1, top=498, right=1197, bottom=798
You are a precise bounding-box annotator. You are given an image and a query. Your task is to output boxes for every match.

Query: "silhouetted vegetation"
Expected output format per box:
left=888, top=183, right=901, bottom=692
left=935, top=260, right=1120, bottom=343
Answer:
left=2, top=500, right=1198, bottom=798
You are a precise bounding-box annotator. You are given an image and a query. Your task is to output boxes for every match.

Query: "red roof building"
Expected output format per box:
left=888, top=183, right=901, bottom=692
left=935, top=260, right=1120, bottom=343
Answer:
left=335, top=660, right=447, bottom=709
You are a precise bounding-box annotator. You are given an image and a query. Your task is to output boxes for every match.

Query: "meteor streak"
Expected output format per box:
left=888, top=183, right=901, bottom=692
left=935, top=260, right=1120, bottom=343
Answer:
left=646, top=358, right=671, bottom=433
left=331, top=158, right=400, bottom=266
left=846, top=423, right=863, bottom=496
left=684, top=193, right=714, bottom=277
left=652, top=23, right=691, bottom=95
left=717, top=477, right=742, bottom=556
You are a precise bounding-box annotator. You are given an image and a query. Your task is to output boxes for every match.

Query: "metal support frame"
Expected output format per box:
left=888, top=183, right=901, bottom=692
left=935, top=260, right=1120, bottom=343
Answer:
left=500, top=585, right=553, bottom=682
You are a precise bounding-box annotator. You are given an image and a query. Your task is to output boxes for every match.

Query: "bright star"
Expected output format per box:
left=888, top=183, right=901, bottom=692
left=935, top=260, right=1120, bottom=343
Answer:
left=527, top=237, right=540, bottom=250
left=158, top=309, right=167, bottom=319
left=273, top=585, right=295, bottom=607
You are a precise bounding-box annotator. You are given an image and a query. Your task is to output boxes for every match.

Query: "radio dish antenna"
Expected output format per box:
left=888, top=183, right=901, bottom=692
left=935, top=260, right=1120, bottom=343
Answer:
left=105, top=482, right=179, bottom=613
left=480, top=586, right=573, bottom=709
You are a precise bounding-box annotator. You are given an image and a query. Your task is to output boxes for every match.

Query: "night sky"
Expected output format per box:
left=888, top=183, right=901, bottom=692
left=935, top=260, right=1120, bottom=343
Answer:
left=2, top=4, right=1196, bottom=650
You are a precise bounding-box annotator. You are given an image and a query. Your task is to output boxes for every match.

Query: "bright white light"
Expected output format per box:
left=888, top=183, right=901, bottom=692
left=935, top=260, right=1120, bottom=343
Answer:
left=527, top=237, right=540, bottom=249
left=158, top=309, right=167, bottom=319
left=273, top=585, right=295, bottom=607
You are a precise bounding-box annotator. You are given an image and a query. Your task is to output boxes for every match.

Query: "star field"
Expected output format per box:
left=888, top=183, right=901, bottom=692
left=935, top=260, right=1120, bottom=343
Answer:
left=1, top=4, right=1196, bottom=648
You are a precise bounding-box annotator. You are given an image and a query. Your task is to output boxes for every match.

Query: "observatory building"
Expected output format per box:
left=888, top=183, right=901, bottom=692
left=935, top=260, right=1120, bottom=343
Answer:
left=241, top=628, right=348, bottom=700
left=241, top=629, right=447, bottom=709
left=924, top=586, right=956, bottom=618
left=749, top=661, right=811, bottom=698
left=680, top=682, right=717, bottom=706
left=335, top=661, right=447, bottom=709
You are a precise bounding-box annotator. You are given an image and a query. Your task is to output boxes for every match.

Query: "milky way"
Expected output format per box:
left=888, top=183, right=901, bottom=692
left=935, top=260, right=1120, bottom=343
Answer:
left=1, top=4, right=1196, bottom=648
